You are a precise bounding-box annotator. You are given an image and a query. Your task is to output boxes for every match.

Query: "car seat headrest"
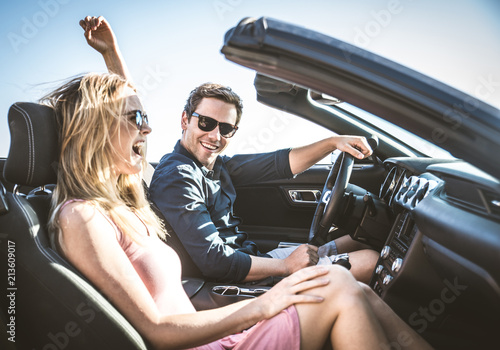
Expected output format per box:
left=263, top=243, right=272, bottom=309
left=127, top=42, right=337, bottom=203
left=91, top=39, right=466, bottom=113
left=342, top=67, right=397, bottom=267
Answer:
left=4, top=102, right=59, bottom=187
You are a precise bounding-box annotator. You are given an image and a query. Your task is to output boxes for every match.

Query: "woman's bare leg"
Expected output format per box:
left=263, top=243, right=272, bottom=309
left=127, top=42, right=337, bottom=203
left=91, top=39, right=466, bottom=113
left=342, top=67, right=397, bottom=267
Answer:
left=295, top=265, right=388, bottom=350
left=359, top=283, right=434, bottom=350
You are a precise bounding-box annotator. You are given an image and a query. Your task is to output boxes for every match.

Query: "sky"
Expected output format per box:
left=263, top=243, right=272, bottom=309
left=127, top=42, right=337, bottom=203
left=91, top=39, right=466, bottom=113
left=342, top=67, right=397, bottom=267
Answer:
left=1, top=0, right=499, bottom=162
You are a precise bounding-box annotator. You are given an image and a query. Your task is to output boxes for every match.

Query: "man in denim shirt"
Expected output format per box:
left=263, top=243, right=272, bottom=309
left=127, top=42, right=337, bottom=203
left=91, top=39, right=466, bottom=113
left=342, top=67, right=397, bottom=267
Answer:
left=149, top=83, right=379, bottom=283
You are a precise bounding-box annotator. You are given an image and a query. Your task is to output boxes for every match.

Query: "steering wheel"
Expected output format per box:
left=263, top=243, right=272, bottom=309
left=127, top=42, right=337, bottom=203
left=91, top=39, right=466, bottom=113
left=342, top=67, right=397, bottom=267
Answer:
left=308, top=152, right=354, bottom=246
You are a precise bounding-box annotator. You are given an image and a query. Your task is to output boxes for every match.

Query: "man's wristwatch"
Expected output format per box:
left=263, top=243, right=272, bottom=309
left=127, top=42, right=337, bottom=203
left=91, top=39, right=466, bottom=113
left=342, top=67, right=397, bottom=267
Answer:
left=330, top=253, right=351, bottom=270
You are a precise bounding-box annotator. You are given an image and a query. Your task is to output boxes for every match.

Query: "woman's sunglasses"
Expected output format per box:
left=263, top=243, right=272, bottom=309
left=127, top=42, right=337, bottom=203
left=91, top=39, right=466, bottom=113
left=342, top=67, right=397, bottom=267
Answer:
left=191, top=112, right=238, bottom=138
left=129, top=110, right=149, bottom=131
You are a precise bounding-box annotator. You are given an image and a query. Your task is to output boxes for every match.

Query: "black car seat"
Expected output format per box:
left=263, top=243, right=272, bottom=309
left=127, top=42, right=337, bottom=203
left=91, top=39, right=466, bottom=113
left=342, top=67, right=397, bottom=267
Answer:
left=0, top=102, right=150, bottom=349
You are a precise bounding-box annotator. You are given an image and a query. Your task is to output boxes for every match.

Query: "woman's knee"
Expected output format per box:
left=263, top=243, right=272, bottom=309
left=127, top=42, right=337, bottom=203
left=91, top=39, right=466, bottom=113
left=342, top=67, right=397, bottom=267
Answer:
left=358, top=281, right=385, bottom=312
left=323, top=265, right=364, bottom=300
left=328, top=264, right=355, bottom=281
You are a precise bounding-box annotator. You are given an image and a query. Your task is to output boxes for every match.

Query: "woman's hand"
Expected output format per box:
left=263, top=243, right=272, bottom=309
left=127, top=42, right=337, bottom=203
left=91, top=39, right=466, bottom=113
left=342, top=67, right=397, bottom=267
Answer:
left=79, top=16, right=117, bottom=55
left=79, top=16, right=131, bottom=81
left=254, top=265, right=331, bottom=319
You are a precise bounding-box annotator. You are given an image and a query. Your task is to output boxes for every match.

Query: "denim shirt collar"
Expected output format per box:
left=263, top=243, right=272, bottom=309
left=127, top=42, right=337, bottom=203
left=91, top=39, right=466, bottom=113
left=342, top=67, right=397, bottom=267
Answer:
left=173, top=140, right=222, bottom=180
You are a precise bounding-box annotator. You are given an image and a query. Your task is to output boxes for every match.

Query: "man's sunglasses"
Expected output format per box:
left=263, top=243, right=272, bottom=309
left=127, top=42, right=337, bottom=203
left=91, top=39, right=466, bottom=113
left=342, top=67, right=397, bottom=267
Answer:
left=191, top=112, right=238, bottom=138
left=129, top=110, right=149, bottom=131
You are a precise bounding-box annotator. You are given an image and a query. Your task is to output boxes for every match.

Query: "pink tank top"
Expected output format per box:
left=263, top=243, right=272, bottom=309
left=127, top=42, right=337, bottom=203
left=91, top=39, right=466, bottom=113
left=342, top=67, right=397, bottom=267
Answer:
left=61, top=200, right=195, bottom=315
left=114, top=217, right=196, bottom=315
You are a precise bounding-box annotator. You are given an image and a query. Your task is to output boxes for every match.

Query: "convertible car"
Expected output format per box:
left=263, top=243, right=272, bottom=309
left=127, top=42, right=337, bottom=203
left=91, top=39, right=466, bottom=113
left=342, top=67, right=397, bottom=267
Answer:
left=1, top=16, right=499, bottom=349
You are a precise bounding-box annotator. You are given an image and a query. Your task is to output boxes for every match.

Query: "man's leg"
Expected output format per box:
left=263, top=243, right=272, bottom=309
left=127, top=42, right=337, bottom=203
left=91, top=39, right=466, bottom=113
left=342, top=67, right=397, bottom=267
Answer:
left=266, top=246, right=299, bottom=259
left=316, top=234, right=374, bottom=257
left=268, top=242, right=378, bottom=283
left=317, top=235, right=379, bottom=283
left=335, top=234, right=373, bottom=253
left=335, top=235, right=379, bottom=283
left=345, top=249, right=379, bottom=283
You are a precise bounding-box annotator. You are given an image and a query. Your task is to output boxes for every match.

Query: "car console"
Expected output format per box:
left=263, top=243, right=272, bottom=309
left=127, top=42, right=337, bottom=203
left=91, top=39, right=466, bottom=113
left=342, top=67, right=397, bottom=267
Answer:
left=370, top=173, right=440, bottom=296
left=370, top=211, right=417, bottom=295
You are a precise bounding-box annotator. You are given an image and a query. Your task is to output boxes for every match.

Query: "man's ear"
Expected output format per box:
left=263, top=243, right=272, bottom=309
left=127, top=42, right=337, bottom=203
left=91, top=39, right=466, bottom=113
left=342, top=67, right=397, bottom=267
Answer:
left=181, top=112, right=188, bottom=131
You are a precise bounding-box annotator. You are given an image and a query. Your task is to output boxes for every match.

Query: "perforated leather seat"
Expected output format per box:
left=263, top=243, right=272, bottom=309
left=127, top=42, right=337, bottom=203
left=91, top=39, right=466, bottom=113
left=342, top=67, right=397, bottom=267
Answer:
left=0, top=102, right=150, bottom=349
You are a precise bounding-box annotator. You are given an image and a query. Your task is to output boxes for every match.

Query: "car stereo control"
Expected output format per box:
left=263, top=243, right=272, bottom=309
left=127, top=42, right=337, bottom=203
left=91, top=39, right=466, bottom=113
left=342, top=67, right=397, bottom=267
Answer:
left=383, top=275, right=393, bottom=285
left=380, top=245, right=391, bottom=259
left=392, top=258, right=403, bottom=273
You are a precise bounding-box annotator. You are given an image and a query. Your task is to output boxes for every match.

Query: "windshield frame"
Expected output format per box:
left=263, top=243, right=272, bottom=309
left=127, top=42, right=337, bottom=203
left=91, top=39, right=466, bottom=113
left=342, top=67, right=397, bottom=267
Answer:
left=333, top=103, right=454, bottom=159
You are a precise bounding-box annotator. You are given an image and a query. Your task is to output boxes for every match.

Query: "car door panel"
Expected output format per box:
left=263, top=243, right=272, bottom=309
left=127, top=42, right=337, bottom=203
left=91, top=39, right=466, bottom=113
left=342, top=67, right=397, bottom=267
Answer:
left=234, top=161, right=386, bottom=251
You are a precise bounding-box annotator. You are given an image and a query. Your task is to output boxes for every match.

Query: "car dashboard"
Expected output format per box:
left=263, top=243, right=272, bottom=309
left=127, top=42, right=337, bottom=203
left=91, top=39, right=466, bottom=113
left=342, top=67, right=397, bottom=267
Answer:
left=370, top=157, right=448, bottom=297
left=368, top=156, right=500, bottom=346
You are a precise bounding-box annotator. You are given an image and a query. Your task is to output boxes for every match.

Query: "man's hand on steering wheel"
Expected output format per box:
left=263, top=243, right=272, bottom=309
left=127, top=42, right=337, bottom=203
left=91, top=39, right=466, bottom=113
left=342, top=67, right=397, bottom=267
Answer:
left=308, top=136, right=377, bottom=246
left=333, top=135, right=373, bottom=160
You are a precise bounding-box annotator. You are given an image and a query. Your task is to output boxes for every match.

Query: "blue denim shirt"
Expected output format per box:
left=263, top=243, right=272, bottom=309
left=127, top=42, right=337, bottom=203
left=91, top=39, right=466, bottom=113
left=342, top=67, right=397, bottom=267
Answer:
left=149, top=141, right=293, bottom=282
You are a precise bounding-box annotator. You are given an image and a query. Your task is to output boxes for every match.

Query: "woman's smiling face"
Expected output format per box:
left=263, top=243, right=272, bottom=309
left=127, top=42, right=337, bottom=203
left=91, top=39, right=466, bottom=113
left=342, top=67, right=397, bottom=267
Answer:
left=110, top=86, right=152, bottom=177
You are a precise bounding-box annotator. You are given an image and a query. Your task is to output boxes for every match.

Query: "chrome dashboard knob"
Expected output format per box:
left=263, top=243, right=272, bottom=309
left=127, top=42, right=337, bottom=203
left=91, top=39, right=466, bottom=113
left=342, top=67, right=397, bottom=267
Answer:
left=380, top=246, right=391, bottom=259
left=383, top=275, right=393, bottom=285
left=392, top=258, right=403, bottom=273
left=375, top=265, right=384, bottom=275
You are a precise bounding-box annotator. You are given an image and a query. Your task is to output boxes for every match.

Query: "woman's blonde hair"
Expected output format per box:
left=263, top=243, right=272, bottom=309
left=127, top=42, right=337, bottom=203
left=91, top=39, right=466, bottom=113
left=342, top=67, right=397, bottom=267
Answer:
left=44, top=73, right=165, bottom=247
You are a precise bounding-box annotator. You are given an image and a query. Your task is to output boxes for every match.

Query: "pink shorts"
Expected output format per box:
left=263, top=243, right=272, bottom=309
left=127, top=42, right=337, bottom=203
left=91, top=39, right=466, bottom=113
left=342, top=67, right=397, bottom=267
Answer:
left=193, top=305, right=300, bottom=350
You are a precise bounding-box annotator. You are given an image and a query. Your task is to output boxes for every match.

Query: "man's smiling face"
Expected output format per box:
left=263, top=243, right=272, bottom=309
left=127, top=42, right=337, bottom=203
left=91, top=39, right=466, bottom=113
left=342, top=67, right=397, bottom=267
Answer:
left=180, top=97, right=237, bottom=170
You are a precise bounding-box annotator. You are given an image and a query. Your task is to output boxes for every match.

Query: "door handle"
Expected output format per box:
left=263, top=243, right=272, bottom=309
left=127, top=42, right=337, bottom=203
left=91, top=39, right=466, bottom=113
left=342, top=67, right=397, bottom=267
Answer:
left=288, top=190, right=321, bottom=204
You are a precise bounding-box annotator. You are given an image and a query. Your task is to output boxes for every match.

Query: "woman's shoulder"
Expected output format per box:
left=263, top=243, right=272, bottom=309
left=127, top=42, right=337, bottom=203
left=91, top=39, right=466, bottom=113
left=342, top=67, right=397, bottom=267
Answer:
left=58, top=199, right=113, bottom=234
left=59, top=199, right=96, bottom=221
